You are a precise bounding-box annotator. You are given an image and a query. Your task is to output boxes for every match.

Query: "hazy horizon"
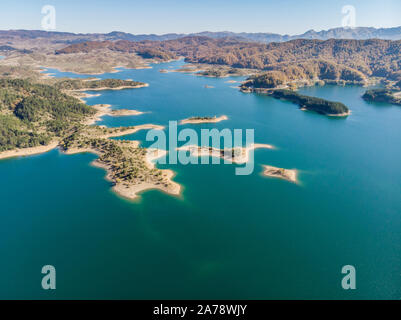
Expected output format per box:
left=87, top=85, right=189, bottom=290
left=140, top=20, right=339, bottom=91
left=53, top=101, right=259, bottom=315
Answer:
left=3, top=24, right=401, bottom=37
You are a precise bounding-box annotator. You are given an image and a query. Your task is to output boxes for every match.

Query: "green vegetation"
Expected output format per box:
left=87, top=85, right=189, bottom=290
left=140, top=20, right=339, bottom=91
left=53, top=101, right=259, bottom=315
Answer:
left=242, top=72, right=287, bottom=89
left=188, top=116, right=215, bottom=120
left=61, top=133, right=170, bottom=188
left=362, top=89, right=401, bottom=105
left=54, top=78, right=145, bottom=91
left=0, top=78, right=94, bottom=150
left=197, top=67, right=245, bottom=78
left=268, top=89, right=350, bottom=115
left=0, top=114, right=50, bottom=151
left=0, top=78, right=174, bottom=196
left=241, top=62, right=367, bottom=90
left=197, top=70, right=226, bottom=77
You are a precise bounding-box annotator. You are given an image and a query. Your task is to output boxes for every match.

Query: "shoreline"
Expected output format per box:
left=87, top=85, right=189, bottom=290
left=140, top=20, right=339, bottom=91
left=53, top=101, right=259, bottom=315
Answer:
left=180, top=115, right=228, bottom=125
left=262, top=165, right=298, bottom=184
left=84, top=104, right=145, bottom=125
left=300, top=107, right=351, bottom=117
left=113, top=148, right=181, bottom=200
left=71, top=83, right=149, bottom=92
left=39, top=64, right=152, bottom=76
left=98, top=124, right=164, bottom=139
left=177, top=143, right=274, bottom=164
left=65, top=145, right=181, bottom=200
left=0, top=141, right=60, bottom=160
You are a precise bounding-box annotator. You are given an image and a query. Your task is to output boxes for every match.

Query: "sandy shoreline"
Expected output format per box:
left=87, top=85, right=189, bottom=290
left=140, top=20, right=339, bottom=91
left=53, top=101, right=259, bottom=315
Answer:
left=99, top=124, right=164, bottom=139
left=113, top=148, right=181, bottom=200
left=262, top=165, right=298, bottom=183
left=39, top=64, right=152, bottom=76
left=180, top=115, right=228, bottom=125
left=177, top=143, right=274, bottom=164
left=72, top=83, right=149, bottom=92
left=65, top=83, right=149, bottom=103
left=65, top=145, right=180, bottom=200
left=84, top=104, right=145, bottom=125
left=0, top=141, right=59, bottom=160
left=112, top=168, right=181, bottom=201
left=300, top=107, right=351, bottom=117
left=67, top=83, right=148, bottom=104
left=327, top=111, right=351, bottom=117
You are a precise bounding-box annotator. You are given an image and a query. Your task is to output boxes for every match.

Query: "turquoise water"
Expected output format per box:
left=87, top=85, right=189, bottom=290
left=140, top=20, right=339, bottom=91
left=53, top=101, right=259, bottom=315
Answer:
left=0, top=61, right=400, bottom=299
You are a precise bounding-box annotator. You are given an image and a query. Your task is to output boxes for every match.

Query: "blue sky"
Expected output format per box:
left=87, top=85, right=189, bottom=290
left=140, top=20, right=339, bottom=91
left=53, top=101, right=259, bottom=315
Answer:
left=1, top=0, right=400, bottom=35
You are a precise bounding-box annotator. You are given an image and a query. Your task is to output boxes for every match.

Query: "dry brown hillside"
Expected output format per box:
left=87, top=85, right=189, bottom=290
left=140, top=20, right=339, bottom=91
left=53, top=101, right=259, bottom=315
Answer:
left=55, top=37, right=401, bottom=82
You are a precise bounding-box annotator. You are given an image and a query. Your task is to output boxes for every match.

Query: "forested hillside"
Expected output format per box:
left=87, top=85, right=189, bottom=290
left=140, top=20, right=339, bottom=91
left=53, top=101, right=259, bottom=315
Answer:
left=0, top=79, right=94, bottom=151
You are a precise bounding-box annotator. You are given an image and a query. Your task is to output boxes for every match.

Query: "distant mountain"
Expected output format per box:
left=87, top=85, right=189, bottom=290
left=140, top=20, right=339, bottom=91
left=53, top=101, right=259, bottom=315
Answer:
left=192, top=27, right=401, bottom=42
left=295, top=26, right=401, bottom=41
left=1, top=26, right=401, bottom=44
left=103, top=31, right=186, bottom=42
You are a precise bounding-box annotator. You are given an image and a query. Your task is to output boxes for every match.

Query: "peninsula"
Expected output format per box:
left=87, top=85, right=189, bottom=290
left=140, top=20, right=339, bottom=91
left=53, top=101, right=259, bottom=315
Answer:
left=0, top=78, right=180, bottom=200
left=241, top=88, right=350, bottom=116
left=362, top=89, right=401, bottom=106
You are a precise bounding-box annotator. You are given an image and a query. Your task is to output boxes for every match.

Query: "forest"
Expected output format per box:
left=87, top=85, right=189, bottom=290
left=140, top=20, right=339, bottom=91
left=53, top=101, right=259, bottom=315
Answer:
left=267, top=89, right=350, bottom=115
left=54, top=78, right=145, bottom=91
left=0, top=79, right=95, bottom=151
left=362, top=89, right=401, bottom=105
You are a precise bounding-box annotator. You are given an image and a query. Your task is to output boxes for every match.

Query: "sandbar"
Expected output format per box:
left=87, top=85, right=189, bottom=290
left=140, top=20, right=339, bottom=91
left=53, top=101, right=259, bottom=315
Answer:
left=180, top=115, right=228, bottom=125
left=262, top=165, right=298, bottom=183
left=177, top=143, right=273, bottom=164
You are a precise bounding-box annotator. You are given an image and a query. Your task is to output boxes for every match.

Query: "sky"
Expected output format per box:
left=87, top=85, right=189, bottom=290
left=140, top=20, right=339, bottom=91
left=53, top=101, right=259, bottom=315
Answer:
left=1, top=0, right=400, bottom=35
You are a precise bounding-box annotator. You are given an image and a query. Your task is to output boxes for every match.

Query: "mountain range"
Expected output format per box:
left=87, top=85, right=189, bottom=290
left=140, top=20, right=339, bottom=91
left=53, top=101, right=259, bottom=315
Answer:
left=1, top=26, right=401, bottom=44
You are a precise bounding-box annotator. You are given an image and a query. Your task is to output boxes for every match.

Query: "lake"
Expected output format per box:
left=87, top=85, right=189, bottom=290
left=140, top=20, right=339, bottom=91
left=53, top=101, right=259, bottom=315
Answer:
left=0, top=60, right=400, bottom=299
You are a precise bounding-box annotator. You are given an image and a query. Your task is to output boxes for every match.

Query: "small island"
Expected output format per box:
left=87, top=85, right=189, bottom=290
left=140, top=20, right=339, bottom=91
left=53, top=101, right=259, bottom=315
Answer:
left=362, top=89, right=401, bottom=105
left=52, top=78, right=150, bottom=103
left=54, top=78, right=149, bottom=91
left=177, top=143, right=273, bottom=164
left=248, top=89, right=350, bottom=116
left=180, top=115, right=228, bottom=124
left=262, top=165, right=298, bottom=184
left=87, top=104, right=144, bottom=124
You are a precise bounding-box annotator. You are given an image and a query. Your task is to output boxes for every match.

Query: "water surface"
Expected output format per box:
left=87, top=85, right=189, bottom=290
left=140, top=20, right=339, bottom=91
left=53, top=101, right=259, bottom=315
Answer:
left=1, top=61, right=400, bottom=299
